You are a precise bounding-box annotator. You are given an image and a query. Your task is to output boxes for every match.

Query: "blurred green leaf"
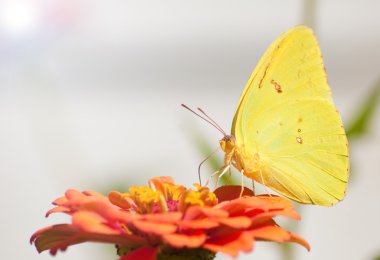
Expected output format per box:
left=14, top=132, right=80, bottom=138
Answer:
left=346, top=79, right=380, bottom=140
left=302, top=0, right=317, bottom=29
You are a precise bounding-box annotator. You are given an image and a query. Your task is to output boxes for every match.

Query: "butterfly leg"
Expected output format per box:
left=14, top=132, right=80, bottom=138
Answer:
left=215, top=164, right=231, bottom=189
left=205, top=165, right=228, bottom=187
left=198, top=146, right=220, bottom=186
left=259, top=169, right=271, bottom=197
left=239, top=169, right=245, bottom=198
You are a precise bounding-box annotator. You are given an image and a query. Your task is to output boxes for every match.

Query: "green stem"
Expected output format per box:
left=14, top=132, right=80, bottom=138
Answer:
left=302, top=0, right=317, bottom=29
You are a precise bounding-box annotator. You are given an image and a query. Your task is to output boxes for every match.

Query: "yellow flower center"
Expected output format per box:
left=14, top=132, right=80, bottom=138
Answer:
left=124, top=186, right=163, bottom=214
left=120, top=178, right=218, bottom=214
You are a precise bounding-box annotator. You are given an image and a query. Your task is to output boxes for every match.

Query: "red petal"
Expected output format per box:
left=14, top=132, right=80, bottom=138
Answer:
left=204, top=231, right=253, bottom=257
left=119, top=247, right=157, bottom=260
left=248, top=218, right=276, bottom=229
left=163, top=231, right=206, bottom=248
left=214, top=185, right=254, bottom=202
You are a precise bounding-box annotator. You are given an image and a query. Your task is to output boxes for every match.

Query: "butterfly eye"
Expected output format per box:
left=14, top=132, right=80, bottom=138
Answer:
left=219, top=140, right=226, bottom=151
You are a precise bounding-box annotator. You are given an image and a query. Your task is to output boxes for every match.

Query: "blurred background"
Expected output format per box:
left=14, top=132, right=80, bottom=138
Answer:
left=0, top=0, right=379, bottom=259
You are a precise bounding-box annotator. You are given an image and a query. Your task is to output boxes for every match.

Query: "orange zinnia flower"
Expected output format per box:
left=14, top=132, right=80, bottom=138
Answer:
left=31, top=177, right=309, bottom=259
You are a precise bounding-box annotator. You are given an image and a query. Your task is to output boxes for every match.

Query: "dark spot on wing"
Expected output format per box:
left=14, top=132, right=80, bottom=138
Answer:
left=271, top=79, right=282, bottom=93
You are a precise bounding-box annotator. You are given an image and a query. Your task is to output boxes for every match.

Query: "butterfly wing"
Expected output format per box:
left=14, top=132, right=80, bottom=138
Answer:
left=232, top=26, right=349, bottom=206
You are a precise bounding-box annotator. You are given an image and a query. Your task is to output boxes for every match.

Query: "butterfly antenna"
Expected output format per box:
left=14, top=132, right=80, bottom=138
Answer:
left=197, top=107, right=227, bottom=136
left=198, top=146, right=220, bottom=185
left=181, top=104, right=226, bottom=136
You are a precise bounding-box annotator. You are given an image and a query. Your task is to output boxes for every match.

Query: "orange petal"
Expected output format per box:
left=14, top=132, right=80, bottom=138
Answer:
left=178, top=219, right=219, bottom=229
left=214, top=185, right=254, bottom=202
left=65, top=189, right=86, bottom=201
left=249, top=211, right=300, bottom=227
left=133, top=220, right=177, bottom=235
left=52, top=196, right=68, bottom=206
left=215, top=196, right=265, bottom=215
left=217, top=196, right=298, bottom=221
left=78, top=200, right=119, bottom=220
left=163, top=231, right=206, bottom=248
left=108, top=191, right=134, bottom=209
left=142, top=212, right=182, bottom=222
left=249, top=225, right=290, bottom=242
left=289, top=232, right=310, bottom=251
left=151, top=176, right=175, bottom=185
left=113, top=211, right=142, bottom=223
left=250, top=225, right=310, bottom=251
left=72, top=211, right=121, bottom=235
left=149, top=176, right=175, bottom=198
left=31, top=224, right=146, bottom=255
left=119, top=246, right=157, bottom=260
left=246, top=208, right=300, bottom=219
left=46, top=206, right=71, bottom=217
left=256, top=195, right=294, bottom=209
left=271, top=209, right=300, bottom=220
left=183, top=206, right=228, bottom=221
left=30, top=224, right=79, bottom=254
left=83, top=190, right=104, bottom=197
left=204, top=231, right=253, bottom=257
left=217, top=216, right=251, bottom=229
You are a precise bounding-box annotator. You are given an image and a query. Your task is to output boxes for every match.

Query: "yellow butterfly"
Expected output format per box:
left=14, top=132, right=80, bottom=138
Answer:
left=186, top=26, right=349, bottom=206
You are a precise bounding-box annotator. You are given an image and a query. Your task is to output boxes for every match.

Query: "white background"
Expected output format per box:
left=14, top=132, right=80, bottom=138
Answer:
left=0, top=1, right=379, bottom=259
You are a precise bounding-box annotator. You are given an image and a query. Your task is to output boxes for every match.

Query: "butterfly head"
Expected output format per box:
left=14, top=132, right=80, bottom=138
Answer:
left=219, top=135, right=236, bottom=154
